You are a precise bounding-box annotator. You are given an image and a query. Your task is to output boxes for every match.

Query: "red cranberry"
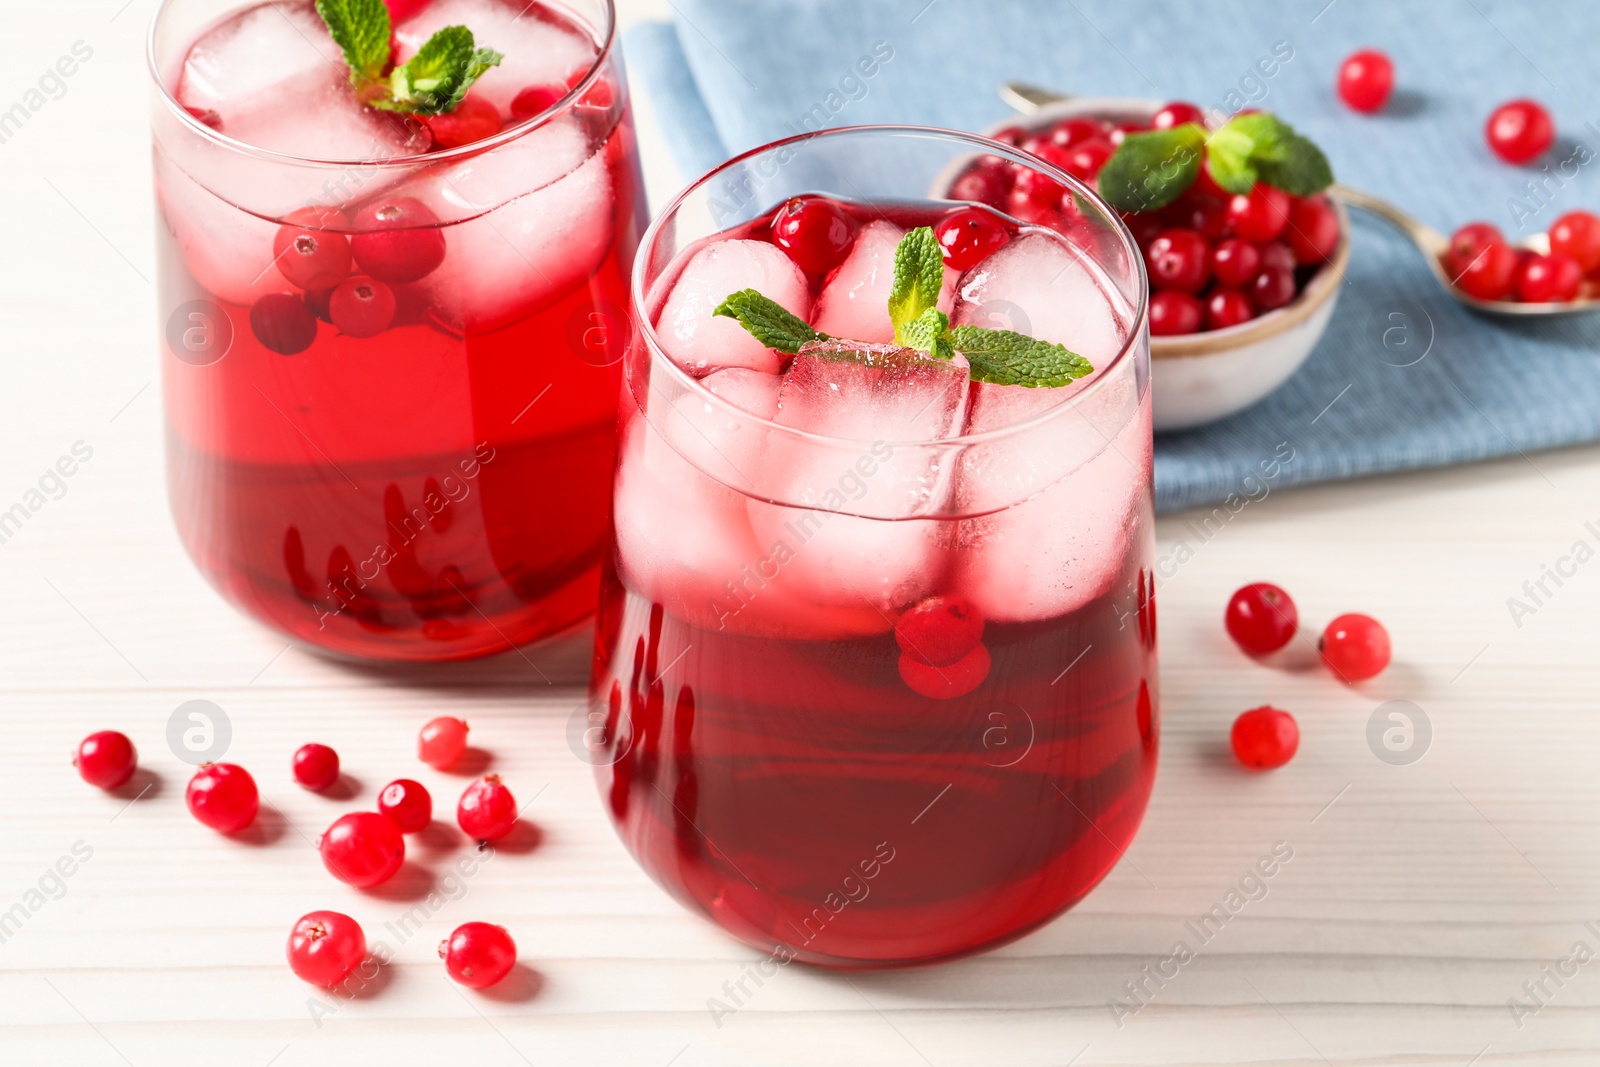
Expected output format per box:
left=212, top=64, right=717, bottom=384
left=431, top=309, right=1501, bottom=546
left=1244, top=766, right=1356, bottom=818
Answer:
left=1211, top=237, right=1262, bottom=288
left=419, top=716, right=469, bottom=769
left=510, top=84, right=565, bottom=122
left=1205, top=288, right=1255, bottom=330
left=1166, top=192, right=1229, bottom=241
left=320, top=812, right=405, bottom=887
left=249, top=293, right=318, bottom=355
left=439, top=921, right=516, bottom=988
left=1257, top=240, right=1296, bottom=274
left=895, top=596, right=984, bottom=666
left=425, top=95, right=502, bottom=149
left=1063, top=136, right=1115, bottom=180
left=458, top=774, right=518, bottom=841
left=1337, top=50, right=1394, bottom=113
left=329, top=276, right=397, bottom=337
left=1486, top=99, right=1554, bottom=164
left=350, top=197, right=447, bottom=284
left=1224, top=582, right=1298, bottom=655
left=1151, top=100, right=1205, bottom=129
left=292, top=743, right=340, bottom=791
left=950, top=164, right=1010, bottom=209
left=287, top=911, right=367, bottom=988
left=1251, top=264, right=1297, bottom=310
left=74, top=731, right=136, bottom=790
left=1549, top=210, right=1600, bottom=274
left=934, top=207, right=1010, bottom=272
left=770, top=196, right=857, bottom=282
left=273, top=208, right=352, bottom=290
left=1145, top=229, right=1212, bottom=293
left=1126, top=212, right=1166, bottom=249
left=384, top=0, right=432, bottom=19
left=378, top=779, right=433, bottom=833
left=1446, top=222, right=1504, bottom=276
left=1149, top=289, right=1204, bottom=336
left=1287, top=196, right=1341, bottom=264
left=1449, top=231, right=1519, bottom=301
left=1514, top=252, right=1583, bottom=302
left=1319, top=613, right=1391, bottom=682
left=1048, top=117, right=1107, bottom=148
left=186, top=763, right=259, bottom=833
left=1010, top=166, right=1067, bottom=216
left=1231, top=707, right=1299, bottom=769
left=898, top=643, right=991, bottom=699
left=1226, top=184, right=1292, bottom=242
left=991, top=125, right=1025, bottom=146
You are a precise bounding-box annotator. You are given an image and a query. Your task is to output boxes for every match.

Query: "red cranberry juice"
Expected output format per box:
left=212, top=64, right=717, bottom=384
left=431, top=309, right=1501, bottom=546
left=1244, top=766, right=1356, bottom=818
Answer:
left=593, top=199, right=1157, bottom=965
left=157, top=0, right=646, bottom=660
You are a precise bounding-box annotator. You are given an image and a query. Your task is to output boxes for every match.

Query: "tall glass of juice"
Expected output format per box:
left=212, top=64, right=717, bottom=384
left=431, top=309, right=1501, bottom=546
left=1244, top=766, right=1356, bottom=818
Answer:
left=587, top=126, right=1157, bottom=967
left=150, top=0, right=645, bottom=660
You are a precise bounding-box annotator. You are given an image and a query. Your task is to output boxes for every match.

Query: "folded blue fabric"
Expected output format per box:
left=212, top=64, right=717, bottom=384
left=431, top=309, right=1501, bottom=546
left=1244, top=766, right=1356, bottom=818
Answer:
left=627, top=1, right=1600, bottom=512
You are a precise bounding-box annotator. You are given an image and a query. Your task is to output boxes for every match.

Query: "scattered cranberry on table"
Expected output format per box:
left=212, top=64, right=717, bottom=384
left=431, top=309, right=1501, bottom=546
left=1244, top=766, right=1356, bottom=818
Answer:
left=1225, top=583, right=1299, bottom=656
left=287, top=911, right=367, bottom=988
left=321, top=811, right=406, bottom=887
left=1336, top=49, right=1394, bottom=113
left=458, top=775, right=519, bottom=842
left=377, top=778, right=433, bottom=834
left=292, top=743, right=340, bottom=792
left=418, top=715, right=470, bottom=769
left=440, top=922, right=517, bottom=989
left=1486, top=99, right=1554, bottom=164
left=187, top=763, right=260, bottom=833
left=1231, top=706, right=1300, bottom=770
left=1320, top=613, right=1392, bottom=682
left=74, top=730, right=137, bottom=790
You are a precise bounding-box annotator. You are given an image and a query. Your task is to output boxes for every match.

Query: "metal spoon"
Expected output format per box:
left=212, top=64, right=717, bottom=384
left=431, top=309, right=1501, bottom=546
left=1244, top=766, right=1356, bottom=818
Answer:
left=999, top=81, right=1600, bottom=318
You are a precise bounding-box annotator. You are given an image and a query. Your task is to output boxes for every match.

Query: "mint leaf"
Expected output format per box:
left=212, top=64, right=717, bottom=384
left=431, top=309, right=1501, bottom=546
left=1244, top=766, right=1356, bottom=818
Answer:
left=713, top=289, right=823, bottom=354
left=900, top=307, right=954, bottom=361
left=1204, top=112, right=1332, bottom=196
left=384, top=26, right=502, bottom=115
left=315, top=0, right=391, bottom=83
left=948, top=325, right=1092, bottom=388
left=888, top=226, right=944, bottom=341
left=1096, top=124, right=1207, bottom=212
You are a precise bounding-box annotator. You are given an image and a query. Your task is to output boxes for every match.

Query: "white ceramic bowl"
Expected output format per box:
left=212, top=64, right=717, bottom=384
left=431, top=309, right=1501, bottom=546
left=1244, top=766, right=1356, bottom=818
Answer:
left=985, top=98, right=1350, bottom=431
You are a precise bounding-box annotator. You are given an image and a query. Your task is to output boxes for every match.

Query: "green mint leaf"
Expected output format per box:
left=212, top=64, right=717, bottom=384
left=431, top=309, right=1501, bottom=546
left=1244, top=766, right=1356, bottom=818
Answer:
left=899, top=307, right=953, bottom=361
left=1205, top=112, right=1333, bottom=196
left=1096, top=123, right=1207, bottom=212
left=385, top=26, right=502, bottom=115
left=315, top=0, right=392, bottom=83
left=947, top=325, right=1093, bottom=388
left=888, top=226, right=945, bottom=340
left=713, top=289, right=824, bottom=354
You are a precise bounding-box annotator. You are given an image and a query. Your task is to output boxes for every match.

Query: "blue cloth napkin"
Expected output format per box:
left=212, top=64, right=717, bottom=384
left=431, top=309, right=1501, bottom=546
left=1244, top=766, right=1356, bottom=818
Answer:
left=627, top=0, right=1600, bottom=513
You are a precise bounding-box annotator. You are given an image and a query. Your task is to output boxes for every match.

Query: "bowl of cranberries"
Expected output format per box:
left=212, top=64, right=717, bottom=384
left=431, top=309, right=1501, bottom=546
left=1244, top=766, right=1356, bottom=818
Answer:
left=959, top=97, right=1350, bottom=431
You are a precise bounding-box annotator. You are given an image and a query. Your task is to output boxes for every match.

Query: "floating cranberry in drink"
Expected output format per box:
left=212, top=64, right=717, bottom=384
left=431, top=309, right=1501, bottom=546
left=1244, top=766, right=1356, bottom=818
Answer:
left=592, top=128, right=1157, bottom=967
left=152, top=0, right=646, bottom=660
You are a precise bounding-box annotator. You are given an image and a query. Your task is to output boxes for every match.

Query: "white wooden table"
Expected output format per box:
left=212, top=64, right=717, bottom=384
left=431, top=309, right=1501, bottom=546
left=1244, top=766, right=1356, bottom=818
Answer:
left=3, top=2, right=1598, bottom=1064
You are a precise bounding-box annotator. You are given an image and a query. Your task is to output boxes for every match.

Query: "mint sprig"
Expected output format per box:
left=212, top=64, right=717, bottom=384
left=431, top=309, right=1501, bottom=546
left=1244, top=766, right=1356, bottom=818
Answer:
left=713, top=289, right=824, bottom=353
left=714, top=227, right=1092, bottom=389
left=1096, top=110, right=1333, bottom=212
left=315, top=0, right=502, bottom=117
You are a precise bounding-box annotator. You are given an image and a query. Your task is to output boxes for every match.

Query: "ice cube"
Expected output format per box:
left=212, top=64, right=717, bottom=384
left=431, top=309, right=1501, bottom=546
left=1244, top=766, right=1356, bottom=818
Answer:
left=613, top=415, right=886, bottom=638
left=394, top=0, right=600, bottom=116
left=811, top=221, right=959, bottom=343
left=659, top=367, right=780, bottom=494
left=743, top=342, right=970, bottom=613
left=953, top=232, right=1127, bottom=368
left=177, top=1, right=345, bottom=115
left=654, top=240, right=810, bottom=375
left=414, top=126, right=613, bottom=332
left=955, top=388, right=1152, bottom=622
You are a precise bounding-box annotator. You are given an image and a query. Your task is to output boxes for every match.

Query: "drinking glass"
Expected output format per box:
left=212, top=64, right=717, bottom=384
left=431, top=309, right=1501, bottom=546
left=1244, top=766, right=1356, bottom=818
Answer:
left=150, top=0, right=645, bottom=660
left=585, top=126, right=1156, bottom=967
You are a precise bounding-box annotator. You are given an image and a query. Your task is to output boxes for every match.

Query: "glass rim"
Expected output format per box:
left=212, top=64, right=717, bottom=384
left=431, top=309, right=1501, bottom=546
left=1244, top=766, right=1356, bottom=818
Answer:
left=146, top=0, right=617, bottom=168
left=629, top=123, right=1151, bottom=451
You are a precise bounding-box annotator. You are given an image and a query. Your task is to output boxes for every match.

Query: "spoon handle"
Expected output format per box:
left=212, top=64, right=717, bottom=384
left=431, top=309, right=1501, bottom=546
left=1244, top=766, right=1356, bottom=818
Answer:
left=1000, top=82, right=1069, bottom=113
left=1330, top=184, right=1448, bottom=251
